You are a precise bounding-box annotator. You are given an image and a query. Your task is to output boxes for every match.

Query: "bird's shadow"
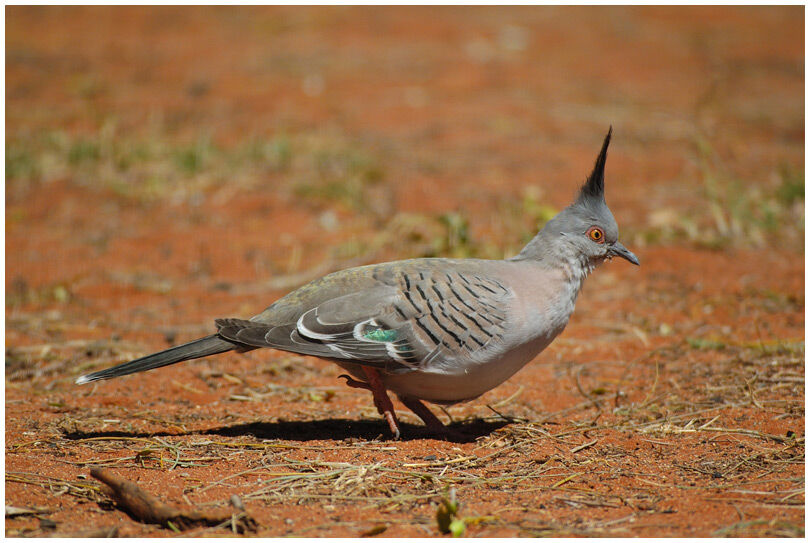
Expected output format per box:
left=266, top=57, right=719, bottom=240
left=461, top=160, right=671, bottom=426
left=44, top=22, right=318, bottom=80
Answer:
left=63, top=418, right=509, bottom=444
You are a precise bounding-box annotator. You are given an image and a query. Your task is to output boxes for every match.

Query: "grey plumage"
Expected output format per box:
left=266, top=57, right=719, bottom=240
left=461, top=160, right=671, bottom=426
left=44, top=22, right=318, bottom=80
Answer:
left=77, top=128, right=638, bottom=437
left=217, top=263, right=510, bottom=374
left=75, top=335, right=236, bottom=384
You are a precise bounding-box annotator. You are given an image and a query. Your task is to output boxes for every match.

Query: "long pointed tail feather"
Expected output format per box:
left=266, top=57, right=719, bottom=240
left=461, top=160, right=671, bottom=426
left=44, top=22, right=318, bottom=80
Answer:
left=75, top=335, right=235, bottom=384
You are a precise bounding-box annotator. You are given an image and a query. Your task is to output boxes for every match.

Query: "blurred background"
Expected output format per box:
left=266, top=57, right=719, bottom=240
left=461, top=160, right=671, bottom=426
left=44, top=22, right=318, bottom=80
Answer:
left=7, top=4, right=804, bottom=356
left=6, top=7, right=804, bottom=360
left=7, top=8, right=803, bottom=239
left=6, top=4, right=804, bottom=366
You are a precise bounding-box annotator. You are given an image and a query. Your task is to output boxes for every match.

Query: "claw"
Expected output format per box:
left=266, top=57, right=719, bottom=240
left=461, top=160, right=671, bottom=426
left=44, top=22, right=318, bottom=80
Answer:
left=338, top=374, right=371, bottom=390
left=384, top=411, right=401, bottom=439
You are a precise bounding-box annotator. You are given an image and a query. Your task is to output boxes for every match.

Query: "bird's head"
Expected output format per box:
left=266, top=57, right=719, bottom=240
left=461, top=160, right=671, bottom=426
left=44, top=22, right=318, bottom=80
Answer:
left=516, top=128, right=639, bottom=269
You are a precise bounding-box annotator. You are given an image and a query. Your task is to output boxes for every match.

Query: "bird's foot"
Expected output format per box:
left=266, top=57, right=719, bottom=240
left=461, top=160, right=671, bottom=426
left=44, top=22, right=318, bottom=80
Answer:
left=338, top=374, right=372, bottom=391
left=381, top=410, right=400, bottom=440
left=338, top=369, right=401, bottom=439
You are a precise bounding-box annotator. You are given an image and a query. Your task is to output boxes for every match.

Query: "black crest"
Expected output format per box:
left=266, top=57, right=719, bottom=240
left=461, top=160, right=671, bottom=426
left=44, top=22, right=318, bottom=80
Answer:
left=577, top=126, right=612, bottom=203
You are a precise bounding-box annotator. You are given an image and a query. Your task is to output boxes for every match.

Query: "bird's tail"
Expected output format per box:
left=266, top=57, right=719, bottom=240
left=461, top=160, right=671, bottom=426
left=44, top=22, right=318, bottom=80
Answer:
left=75, top=335, right=234, bottom=384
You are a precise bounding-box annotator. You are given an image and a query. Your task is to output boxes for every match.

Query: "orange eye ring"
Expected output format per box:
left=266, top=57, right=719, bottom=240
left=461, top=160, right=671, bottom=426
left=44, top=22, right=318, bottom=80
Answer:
left=587, top=227, right=605, bottom=243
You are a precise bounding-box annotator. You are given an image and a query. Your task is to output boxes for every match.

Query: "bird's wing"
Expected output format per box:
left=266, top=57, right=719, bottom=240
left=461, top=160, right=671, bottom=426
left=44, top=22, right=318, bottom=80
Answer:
left=216, top=265, right=512, bottom=374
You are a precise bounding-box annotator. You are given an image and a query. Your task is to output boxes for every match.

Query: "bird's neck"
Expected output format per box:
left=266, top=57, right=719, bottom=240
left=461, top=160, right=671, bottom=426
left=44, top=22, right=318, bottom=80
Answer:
left=511, top=234, right=598, bottom=293
left=557, top=249, right=597, bottom=293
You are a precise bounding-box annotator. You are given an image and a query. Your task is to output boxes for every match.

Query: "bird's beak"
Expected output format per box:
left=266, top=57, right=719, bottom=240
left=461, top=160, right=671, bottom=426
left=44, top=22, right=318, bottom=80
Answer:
left=609, top=242, right=640, bottom=266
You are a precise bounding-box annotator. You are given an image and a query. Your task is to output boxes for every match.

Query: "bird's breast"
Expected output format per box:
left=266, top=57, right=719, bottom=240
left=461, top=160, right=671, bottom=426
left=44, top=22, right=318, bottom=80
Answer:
left=371, top=337, right=551, bottom=403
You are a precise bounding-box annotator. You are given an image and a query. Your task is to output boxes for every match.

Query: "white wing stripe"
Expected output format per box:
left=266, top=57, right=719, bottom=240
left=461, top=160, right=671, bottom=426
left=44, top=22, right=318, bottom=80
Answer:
left=297, top=309, right=341, bottom=341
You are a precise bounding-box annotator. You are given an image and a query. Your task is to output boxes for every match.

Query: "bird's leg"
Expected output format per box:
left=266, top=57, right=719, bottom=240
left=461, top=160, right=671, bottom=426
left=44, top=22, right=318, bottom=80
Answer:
left=398, top=395, right=446, bottom=432
left=338, top=369, right=400, bottom=439
left=360, top=367, right=401, bottom=439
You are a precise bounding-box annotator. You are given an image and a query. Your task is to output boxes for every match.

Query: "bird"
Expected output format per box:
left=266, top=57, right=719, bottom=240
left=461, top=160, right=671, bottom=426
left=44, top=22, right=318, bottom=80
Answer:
left=76, top=127, right=638, bottom=439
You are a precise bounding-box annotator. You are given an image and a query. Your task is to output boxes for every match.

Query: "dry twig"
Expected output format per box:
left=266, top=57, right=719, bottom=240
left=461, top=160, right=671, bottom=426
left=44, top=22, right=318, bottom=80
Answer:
left=90, top=468, right=257, bottom=533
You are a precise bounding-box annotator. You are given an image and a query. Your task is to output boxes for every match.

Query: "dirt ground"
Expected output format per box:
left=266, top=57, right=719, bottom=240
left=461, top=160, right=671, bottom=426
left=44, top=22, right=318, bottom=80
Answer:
left=5, top=6, right=804, bottom=538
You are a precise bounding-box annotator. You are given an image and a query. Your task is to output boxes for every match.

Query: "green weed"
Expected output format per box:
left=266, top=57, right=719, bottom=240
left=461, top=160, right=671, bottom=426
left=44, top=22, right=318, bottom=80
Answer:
left=632, top=136, right=803, bottom=250
left=292, top=140, right=385, bottom=212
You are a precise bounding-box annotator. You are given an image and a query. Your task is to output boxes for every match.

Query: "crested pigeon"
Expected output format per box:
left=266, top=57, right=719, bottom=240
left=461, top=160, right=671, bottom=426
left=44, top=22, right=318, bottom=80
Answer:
left=76, top=128, right=638, bottom=438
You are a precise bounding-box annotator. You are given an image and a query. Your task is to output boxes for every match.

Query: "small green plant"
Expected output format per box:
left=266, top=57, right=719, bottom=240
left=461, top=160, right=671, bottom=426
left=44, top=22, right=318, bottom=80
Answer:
left=5, top=143, right=37, bottom=180
left=382, top=211, right=499, bottom=260
left=173, top=137, right=214, bottom=176
left=435, top=487, right=496, bottom=537
left=521, top=185, right=559, bottom=232
left=293, top=141, right=385, bottom=212
left=436, top=487, right=466, bottom=537
left=776, top=164, right=804, bottom=205
left=67, top=139, right=101, bottom=165
left=437, top=212, right=473, bottom=258
left=686, top=337, right=727, bottom=351
left=239, top=135, right=291, bottom=172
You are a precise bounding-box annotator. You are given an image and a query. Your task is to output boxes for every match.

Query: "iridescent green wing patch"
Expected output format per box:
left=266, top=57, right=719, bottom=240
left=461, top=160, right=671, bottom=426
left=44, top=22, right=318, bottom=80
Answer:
left=363, top=327, right=398, bottom=343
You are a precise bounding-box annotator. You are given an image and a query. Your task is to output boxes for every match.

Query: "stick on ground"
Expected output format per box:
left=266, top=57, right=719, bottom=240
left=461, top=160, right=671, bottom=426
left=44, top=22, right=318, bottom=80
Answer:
left=89, top=468, right=257, bottom=533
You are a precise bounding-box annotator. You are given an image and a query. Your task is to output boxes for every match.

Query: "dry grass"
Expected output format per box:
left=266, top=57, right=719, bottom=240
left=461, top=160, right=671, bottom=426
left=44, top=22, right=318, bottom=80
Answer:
left=7, top=339, right=803, bottom=537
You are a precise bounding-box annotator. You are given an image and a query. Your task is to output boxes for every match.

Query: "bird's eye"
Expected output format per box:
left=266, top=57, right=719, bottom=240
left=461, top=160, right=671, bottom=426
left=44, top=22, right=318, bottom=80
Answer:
left=587, top=227, right=605, bottom=243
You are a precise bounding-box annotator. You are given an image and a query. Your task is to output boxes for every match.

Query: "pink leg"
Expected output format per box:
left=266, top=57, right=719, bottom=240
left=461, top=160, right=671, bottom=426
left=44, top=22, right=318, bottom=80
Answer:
left=399, top=396, right=445, bottom=432
left=338, top=369, right=400, bottom=439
